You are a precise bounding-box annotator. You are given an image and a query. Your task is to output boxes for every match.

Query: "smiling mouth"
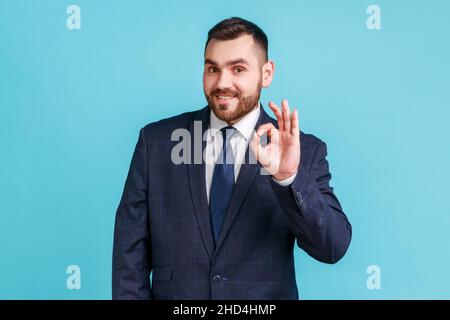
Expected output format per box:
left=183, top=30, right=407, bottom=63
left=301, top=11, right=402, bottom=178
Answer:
left=215, top=95, right=236, bottom=99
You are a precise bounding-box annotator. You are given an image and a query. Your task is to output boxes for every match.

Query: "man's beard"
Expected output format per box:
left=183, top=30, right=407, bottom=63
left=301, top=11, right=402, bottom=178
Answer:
left=205, top=80, right=262, bottom=123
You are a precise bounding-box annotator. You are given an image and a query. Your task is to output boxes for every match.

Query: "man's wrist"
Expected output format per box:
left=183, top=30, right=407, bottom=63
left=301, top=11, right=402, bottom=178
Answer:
left=272, top=171, right=298, bottom=186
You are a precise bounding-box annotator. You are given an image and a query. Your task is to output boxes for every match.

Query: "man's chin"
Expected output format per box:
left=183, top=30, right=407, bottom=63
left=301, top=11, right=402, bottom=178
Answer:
left=211, top=105, right=237, bottom=120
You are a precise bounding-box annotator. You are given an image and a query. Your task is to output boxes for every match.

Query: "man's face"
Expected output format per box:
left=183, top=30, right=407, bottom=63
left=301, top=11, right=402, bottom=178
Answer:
left=203, top=34, right=268, bottom=124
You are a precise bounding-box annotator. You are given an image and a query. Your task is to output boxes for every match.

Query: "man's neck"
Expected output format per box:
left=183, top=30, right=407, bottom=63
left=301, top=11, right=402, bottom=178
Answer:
left=226, top=102, right=260, bottom=126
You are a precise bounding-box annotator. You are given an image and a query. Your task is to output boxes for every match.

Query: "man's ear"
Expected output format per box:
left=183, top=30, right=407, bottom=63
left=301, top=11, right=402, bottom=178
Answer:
left=262, top=60, right=275, bottom=88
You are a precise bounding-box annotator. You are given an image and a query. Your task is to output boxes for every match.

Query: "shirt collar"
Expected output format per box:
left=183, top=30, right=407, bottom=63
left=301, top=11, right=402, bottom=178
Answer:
left=209, top=102, right=261, bottom=142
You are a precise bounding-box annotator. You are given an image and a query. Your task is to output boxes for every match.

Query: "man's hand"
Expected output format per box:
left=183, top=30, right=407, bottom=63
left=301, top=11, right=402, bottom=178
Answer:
left=250, top=99, right=301, bottom=181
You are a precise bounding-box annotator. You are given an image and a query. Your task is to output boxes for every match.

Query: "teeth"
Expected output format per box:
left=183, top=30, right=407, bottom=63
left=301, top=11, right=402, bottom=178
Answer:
left=217, top=95, right=234, bottom=99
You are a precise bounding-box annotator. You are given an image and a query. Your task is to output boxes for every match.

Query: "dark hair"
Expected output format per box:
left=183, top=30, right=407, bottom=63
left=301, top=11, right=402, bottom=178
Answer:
left=205, top=17, right=268, bottom=62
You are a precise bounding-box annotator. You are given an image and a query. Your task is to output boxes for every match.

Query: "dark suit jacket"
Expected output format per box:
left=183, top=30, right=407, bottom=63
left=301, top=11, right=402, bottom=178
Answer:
left=112, top=104, right=352, bottom=300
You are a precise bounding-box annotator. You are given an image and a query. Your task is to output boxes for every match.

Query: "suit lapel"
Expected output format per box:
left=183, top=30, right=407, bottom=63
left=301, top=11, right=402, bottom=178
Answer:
left=187, top=106, right=215, bottom=261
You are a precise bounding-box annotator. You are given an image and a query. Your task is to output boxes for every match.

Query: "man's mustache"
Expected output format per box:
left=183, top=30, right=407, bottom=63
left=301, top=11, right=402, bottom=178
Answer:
left=210, top=90, right=240, bottom=97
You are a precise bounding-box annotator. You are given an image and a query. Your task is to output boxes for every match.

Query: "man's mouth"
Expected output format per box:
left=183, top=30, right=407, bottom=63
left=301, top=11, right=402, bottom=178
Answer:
left=215, top=95, right=237, bottom=103
left=217, top=95, right=234, bottom=99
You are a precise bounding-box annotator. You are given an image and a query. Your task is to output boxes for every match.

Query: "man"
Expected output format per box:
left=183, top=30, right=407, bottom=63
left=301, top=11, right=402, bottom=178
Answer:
left=112, top=17, right=351, bottom=300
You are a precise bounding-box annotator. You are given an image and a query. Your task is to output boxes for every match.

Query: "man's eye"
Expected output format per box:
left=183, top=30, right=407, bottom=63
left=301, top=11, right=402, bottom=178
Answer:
left=234, top=67, right=244, bottom=73
left=208, top=67, right=219, bottom=73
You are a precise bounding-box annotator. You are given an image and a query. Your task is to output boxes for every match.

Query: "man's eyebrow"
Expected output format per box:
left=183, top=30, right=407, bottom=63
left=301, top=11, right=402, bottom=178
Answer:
left=204, top=58, right=250, bottom=66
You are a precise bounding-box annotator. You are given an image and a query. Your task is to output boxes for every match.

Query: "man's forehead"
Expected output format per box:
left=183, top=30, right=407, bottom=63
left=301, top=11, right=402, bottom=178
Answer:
left=205, top=35, right=261, bottom=65
left=204, top=57, right=251, bottom=66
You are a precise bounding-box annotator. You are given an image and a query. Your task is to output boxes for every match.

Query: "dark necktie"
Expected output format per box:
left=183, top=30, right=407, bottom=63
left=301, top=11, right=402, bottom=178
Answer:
left=209, top=126, right=237, bottom=243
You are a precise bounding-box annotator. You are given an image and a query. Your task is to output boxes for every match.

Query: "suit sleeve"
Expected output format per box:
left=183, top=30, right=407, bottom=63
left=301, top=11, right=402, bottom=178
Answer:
left=112, top=128, right=153, bottom=299
left=269, top=140, right=352, bottom=264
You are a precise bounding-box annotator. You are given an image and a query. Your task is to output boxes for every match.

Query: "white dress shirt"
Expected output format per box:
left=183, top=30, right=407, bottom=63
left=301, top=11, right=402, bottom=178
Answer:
left=205, top=103, right=297, bottom=203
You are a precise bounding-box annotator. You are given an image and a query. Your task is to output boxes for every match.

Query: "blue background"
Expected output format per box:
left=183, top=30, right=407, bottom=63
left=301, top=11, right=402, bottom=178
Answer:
left=1, top=0, right=449, bottom=299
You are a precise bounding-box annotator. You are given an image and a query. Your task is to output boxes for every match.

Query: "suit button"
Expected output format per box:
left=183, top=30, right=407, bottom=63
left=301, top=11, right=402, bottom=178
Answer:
left=212, top=274, right=221, bottom=281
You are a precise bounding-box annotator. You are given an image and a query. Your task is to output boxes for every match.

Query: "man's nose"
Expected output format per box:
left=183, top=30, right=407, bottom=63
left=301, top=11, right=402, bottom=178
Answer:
left=216, top=70, right=233, bottom=89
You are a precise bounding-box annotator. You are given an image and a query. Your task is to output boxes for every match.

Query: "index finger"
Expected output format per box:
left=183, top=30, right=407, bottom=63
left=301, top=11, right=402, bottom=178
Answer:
left=268, top=101, right=284, bottom=131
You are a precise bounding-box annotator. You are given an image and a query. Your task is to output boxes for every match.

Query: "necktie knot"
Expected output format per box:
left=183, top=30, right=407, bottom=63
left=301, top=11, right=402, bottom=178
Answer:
left=220, top=126, right=236, bottom=143
left=219, top=126, right=236, bottom=165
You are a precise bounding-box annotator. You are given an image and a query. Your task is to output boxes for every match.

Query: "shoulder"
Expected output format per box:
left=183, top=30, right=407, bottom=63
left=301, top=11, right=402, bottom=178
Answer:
left=300, top=131, right=326, bottom=150
left=299, top=131, right=329, bottom=168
